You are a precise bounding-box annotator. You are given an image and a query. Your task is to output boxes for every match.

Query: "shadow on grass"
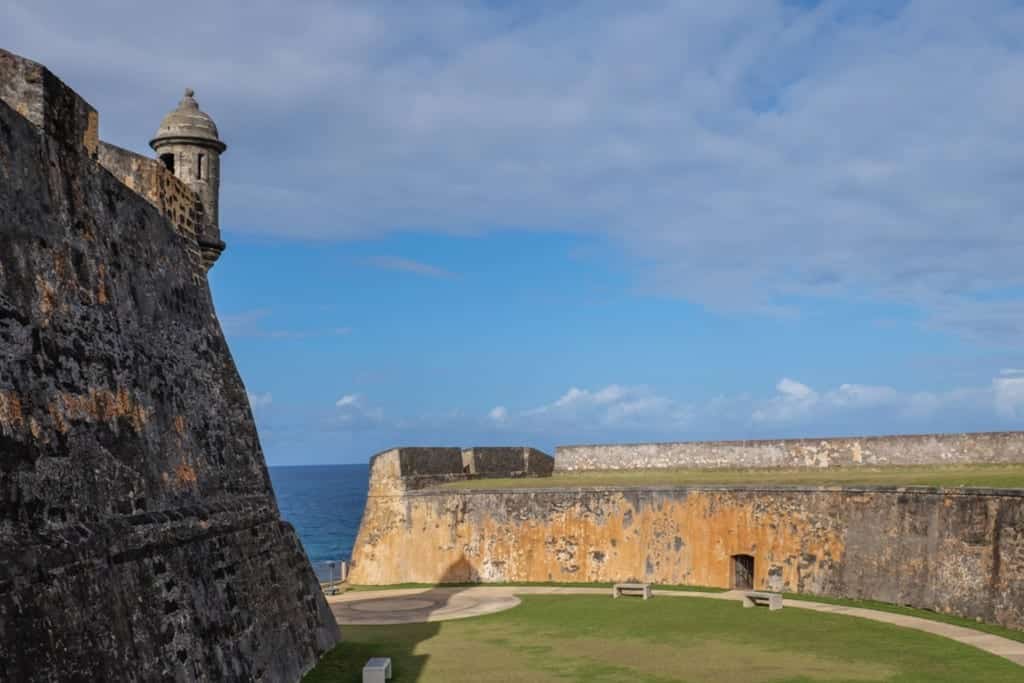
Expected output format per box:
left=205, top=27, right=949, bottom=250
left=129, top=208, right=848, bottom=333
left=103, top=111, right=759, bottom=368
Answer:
left=305, top=557, right=477, bottom=682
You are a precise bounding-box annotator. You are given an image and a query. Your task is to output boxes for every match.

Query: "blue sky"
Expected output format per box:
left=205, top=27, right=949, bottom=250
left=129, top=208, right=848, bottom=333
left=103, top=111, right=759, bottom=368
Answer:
left=3, top=1, right=1023, bottom=464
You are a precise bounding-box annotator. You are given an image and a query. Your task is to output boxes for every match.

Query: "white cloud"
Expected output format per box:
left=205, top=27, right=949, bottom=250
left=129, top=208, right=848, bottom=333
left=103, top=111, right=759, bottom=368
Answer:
left=750, top=376, right=1002, bottom=427
left=522, top=384, right=690, bottom=430
left=247, top=391, right=273, bottom=408
left=221, top=308, right=351, bottom=340
left=491, top=374, right=1020, bottom=439
left=369, top=256, right=456, bottom=279
left=335, top=394, right=360, bottom=408
left=330, top=393, right=384, bottom=431
left=488, top=406, right=508, bottom=422
left=751, top=378, right=819, bottom=423
left=994, top=375, right=1024, bottom=419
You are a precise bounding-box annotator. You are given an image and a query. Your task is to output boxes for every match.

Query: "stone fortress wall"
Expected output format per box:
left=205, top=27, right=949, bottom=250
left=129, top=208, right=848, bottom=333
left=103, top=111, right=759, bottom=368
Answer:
left=349, top=436, right=1024, bottom=630
left=0, top=48, right=338, bottom=681
left=97, top=142, right=212, bottom=271
left=556, top=431, right=1024, bottom=471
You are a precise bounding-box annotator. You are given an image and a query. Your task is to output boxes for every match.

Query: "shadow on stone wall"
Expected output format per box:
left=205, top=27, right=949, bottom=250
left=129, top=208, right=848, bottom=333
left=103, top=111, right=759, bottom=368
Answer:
left=313, top=556, right=483, bottom=680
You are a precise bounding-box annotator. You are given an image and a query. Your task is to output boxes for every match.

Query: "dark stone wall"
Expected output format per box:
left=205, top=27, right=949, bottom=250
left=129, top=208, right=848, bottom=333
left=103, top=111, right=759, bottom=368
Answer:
left=0, top=55, right=338, bottom=681
left=0, top=49, right=98, bottom=159
left=366, top=446, right=554, bottom=492
left=467, top=447, right=554, bottom=477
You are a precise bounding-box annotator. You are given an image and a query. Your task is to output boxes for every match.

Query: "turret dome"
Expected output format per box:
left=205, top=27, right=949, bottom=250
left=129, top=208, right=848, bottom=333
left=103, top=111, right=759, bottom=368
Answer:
left=150, top=88, right=226, bottom=152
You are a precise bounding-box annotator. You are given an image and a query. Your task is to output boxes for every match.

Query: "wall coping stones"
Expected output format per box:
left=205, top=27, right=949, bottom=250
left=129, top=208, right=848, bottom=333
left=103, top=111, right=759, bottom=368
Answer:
left=555, top=431, right=1024, bottom=471
left=367, top=446, right=554, bottom=491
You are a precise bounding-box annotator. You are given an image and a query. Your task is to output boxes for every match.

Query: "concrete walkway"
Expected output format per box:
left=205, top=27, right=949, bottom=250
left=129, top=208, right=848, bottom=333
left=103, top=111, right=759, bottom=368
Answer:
left=328, top=586, right=521, bottom=625
left=328, top=586, right=1024, bottom=667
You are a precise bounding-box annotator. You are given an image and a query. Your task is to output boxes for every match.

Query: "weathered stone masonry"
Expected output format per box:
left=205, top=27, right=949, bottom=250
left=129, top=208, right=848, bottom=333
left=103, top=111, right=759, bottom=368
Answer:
left=350, top=443, right=1024, bottom=631
left=556, top=431, right=1024, bottom=471
left=1, top=49, right=338, bottom=681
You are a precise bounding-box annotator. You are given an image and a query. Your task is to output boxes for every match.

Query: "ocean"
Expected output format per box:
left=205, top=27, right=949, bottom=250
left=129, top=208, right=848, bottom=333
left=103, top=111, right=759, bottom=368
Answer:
left=268, top=464, right=370, bottom=582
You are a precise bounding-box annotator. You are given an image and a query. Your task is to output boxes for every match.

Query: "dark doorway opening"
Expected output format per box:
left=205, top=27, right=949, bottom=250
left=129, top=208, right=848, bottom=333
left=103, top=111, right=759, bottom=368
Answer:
left=732, top=554, right=754, bottom=590
left=160, top=153, right=175, bottom=173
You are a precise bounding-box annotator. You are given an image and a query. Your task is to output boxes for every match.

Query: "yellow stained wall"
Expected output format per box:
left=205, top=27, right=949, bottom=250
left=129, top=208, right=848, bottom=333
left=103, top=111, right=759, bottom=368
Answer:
left=350, top=488, right=845, bottom=591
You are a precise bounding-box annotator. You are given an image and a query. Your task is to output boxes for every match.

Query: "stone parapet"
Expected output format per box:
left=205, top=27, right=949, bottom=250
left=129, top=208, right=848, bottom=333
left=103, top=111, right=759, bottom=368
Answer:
left=367, top=446, right=554, bottom=493
left=0, top=48, right=98, bottom=157
left=555, top=431, right=1024, bottom=471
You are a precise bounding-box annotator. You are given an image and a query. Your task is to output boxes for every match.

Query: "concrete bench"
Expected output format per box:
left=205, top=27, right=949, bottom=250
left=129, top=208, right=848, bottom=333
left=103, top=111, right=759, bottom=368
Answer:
left=363, top=657, right=392, bottom=683
left=612, top=582, right=652, bottom=600
left=742, top=591, right=783, bottom=611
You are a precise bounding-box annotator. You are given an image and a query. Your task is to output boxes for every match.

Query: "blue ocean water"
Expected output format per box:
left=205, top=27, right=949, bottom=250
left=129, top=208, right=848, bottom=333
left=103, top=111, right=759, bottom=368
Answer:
left=268, top=464, right=369, bottom=581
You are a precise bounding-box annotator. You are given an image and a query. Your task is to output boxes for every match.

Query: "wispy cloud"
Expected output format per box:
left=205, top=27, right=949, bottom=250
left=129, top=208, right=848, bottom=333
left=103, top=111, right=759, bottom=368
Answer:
left=335, top=394, right=360, bottom=408
left=369, top=256, right=456, bottom=279
left=520, top=384, right=691, bottom=430
left=329, top=393, right=384, bottom=430
left=221, top=309, right=352, bottom=340
left=247, top=391, right=273, bottom=408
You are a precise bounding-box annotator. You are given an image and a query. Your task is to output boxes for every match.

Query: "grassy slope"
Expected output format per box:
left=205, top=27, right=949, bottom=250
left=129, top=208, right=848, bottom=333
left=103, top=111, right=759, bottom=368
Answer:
left=306, top=595, right=1022, bottom=682
left=441, top=464, right=1024, bottom=490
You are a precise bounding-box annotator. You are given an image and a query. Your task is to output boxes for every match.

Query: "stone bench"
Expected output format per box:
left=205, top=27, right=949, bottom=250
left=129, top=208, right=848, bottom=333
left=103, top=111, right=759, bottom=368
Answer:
left=363, top=657, right=392, bottom=683
left=612, top=582, right=652, bottom=600
left=742, top=591, right=783, bottom=611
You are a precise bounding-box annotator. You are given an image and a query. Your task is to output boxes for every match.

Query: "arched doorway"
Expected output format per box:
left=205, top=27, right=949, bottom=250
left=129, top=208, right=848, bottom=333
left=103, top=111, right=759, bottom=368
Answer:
left=732, top=554, right=754, bottom=590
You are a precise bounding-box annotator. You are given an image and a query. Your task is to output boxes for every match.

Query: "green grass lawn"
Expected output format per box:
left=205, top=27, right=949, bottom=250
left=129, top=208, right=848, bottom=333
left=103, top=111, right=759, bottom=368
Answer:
left=441, top=463, right=1024, bottom=490
left=345, top=581, right=726, bottom=593
left=784, top=594, right=1024, bottom=644
left=305, top=595, right=1022, bottom=682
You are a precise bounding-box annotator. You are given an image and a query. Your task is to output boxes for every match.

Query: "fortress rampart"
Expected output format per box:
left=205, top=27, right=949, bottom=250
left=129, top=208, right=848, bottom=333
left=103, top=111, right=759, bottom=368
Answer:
left=97, top=142, right=212, bottom=270
left=0, top=49, right=337, bottom=680
left=556, top=431, right=1024, bottom=470
left=349, top=436, right=1024, bottom=630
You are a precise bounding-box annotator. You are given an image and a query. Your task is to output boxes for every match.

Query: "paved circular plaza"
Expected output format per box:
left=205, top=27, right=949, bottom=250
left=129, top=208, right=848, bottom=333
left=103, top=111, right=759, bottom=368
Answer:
left=328, top=587, right=521, bottom=625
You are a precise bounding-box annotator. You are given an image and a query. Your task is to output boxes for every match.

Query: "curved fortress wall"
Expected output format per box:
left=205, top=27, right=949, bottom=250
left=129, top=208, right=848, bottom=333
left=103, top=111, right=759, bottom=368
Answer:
left=350, top=443, right=1024, bottom=630
left=0, top=49, right=338, bottom=681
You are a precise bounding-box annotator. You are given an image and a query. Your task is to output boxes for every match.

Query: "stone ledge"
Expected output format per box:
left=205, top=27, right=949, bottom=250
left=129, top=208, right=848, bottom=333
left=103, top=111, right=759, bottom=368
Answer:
left=406, top=483, right=1024, bottom=498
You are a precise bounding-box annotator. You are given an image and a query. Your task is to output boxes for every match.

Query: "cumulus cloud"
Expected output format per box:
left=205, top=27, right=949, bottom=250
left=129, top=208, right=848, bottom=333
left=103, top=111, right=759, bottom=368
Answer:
left=489, top=374, right=1020, bottom=440
left=751, top=378, right=819, bottom=423
left=488, top=406, right=508, bottom=422
left=749, top=377, right=1001, bottom=429
left=6, top=1, right=1024, bottom=343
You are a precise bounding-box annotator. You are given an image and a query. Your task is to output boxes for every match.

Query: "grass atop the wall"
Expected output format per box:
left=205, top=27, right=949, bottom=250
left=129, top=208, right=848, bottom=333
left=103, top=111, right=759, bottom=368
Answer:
left=306, top=594, right=1024, bottom=682
left=440, top=463, right=1024, bottom=490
